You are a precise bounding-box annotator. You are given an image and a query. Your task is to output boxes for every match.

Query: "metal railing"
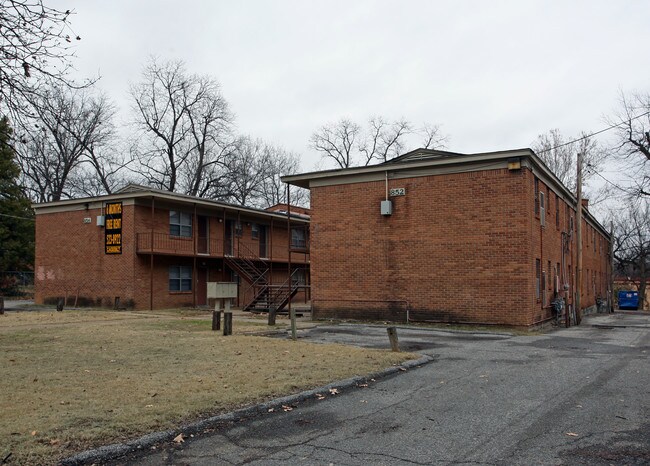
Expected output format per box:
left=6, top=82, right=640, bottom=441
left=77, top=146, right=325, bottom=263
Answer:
left=136, top=232, right=309, bottom=263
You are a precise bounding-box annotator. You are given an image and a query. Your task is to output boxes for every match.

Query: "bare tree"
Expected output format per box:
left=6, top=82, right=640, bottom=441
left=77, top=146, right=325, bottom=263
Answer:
left=309, top=118, right=360, bottom=169
left=611, top=199, right=650, bottom=310
left=130, top=58, right=234, bottom=194
left=13, top=84, right=116, bottom=201
left=220, top=136, right=269, bottom=206
left=532, top=129, right=605, bottom=194
left=359, top=117, right=412, bottom=165
left=310, top=117, right=447, bottom=168
left=0, top=0, right=89, bottom=119
left=608, top=91, right=650, bottom=196
left=257, top=145, right=308, bottom=208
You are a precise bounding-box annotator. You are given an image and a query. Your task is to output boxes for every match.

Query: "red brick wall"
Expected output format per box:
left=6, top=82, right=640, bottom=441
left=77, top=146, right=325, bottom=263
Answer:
left=309, top=167, right=610, bottom=327
left=35, top=205, right=136, bottom=307
left=35, top=201, right=310, bottom=311
left=311, top=169, right=531, bottom=325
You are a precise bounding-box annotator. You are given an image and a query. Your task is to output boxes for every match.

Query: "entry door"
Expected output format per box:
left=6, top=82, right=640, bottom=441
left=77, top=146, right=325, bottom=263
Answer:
left=197, top=216, right=209, bottom=254
left=197, top=267, right=207, bottom=306
left=225, top=219, right=234, bottom=255
left=259, top=225, right=268, bottom=258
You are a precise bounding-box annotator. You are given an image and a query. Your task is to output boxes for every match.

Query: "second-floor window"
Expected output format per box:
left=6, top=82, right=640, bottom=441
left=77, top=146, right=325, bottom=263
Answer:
left=170, top=211, right=192, bottom=237
left=291, top=227, right=307, bottom=249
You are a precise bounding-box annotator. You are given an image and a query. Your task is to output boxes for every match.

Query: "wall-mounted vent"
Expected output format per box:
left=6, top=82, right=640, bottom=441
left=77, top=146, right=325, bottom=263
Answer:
left=380, top=200, right=392, bottom=216
left=96, top=215, right=105, bottom=227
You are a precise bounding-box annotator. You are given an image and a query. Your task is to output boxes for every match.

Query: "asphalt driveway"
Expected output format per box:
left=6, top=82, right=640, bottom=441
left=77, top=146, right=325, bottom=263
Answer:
left=117, top=312, right=650, bottom=465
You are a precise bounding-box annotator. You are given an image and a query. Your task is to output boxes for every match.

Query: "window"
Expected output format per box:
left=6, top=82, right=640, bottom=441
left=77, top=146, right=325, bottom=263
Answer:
left=251, top=223, right=260, bottom=239
left=291, top=227, right=307, bottom=249
left=539, top=191, right=546, bottom=226
left=235, top=221, right=243, bottom=237
left=556, top=195, right=560, bottom=229
left=170, top=211, right=192, bottom=237
left=169, top=266, right=192, bottom=292
left=292, top=268, right=307, bottom=286
left=535, top=259, right=541, bottom=300
left=534, top=178, right=540, bottom=216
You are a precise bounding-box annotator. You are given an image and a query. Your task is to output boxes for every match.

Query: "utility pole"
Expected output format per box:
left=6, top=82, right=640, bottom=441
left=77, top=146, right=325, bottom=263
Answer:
left=609, top=220, right=614, bottom=313
left=575, top=150, right=583, bottom=325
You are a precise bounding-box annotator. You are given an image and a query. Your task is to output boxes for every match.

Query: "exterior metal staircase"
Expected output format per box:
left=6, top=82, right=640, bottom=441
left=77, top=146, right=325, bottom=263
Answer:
left=224, top=243, right=299, bottom=315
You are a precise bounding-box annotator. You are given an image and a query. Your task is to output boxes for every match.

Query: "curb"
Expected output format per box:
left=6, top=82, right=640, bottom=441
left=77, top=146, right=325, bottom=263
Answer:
left=60, top=353, right=435, bottom=465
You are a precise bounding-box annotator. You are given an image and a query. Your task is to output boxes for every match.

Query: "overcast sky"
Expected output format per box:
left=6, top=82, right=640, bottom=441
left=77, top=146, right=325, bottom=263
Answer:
left=52, top=0, right=650, bottom=174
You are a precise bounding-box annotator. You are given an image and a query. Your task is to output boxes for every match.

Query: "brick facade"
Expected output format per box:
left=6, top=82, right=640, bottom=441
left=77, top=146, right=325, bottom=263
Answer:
left=34, top=187, right=309, bottom=311
left=285, top=148, right=611, bottom=328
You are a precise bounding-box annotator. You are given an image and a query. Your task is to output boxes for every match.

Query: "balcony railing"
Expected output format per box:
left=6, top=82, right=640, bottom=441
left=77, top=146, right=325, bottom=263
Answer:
left=136, top=232, right=308, bottom=262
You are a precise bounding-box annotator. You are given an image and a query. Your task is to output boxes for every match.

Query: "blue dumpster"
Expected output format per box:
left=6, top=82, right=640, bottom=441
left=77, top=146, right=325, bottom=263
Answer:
left=618, top=290, right=639, bottom=310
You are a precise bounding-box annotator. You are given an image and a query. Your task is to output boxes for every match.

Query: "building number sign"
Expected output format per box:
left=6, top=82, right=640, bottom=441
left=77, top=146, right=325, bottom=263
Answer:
left=105, top=202, right=123, bottom=254
left=389, top=187, right=406, bottom=196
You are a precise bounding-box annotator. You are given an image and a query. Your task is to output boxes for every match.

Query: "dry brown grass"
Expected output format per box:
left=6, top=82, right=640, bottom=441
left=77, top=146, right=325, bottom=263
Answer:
left=0, top=310, right=415, bottom=465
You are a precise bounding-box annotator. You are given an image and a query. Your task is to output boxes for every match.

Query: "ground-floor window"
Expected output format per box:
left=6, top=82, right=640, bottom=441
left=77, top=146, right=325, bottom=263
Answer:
left=169, top=266, right=192, bottom=292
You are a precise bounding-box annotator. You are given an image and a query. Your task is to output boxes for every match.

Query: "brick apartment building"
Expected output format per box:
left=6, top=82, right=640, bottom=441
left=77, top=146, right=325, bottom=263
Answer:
left=33, top=185, right=310, bottom=311
left=284, top=148, right=612, bottom=328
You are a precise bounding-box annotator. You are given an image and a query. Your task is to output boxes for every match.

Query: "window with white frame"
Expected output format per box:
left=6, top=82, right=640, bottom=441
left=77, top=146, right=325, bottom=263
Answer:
left=169, top=266, right=192, bottom=292
left=170, top=211, right=192, bottom=237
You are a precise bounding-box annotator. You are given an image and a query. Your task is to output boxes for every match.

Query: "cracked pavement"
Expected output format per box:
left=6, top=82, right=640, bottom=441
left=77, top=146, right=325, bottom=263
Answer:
left=117, top=312, right=650, bottom=465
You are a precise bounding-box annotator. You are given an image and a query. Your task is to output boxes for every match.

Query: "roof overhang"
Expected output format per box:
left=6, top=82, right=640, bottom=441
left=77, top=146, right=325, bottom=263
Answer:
left=32, top=188, right=310, bottom=223
left=282, top=148, right=610, bottom=239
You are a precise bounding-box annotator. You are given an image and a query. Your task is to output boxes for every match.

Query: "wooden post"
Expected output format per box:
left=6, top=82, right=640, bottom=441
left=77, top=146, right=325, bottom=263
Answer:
left=212, top=310, right=222, bottom=331
left=223, top=311, right=233, bottom=336
left=268, top=308, right=276, bottom=326
left=0, top=296, right=4, bottom=315
left=56, top=298, right=64, bottom=312
left=575, top=150, right=583, bottom=325
left=290, top=307, right=297, bottom=341
left=387, top=327, right=400, bottom=352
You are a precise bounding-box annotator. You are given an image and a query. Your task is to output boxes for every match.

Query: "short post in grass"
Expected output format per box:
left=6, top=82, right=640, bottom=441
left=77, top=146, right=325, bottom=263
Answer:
left=290, top=307, right=297, bottom=341
left=212, top=309, right=221, bottom=331
left=223, top=311, right=233, bottom=336
left=268, top=308, right=276, bottom=326
left=0, top=296, right=4, bottom=315
left=56, top=297, right=64, bottom=312
left=387, top=327, right=400, bottom=352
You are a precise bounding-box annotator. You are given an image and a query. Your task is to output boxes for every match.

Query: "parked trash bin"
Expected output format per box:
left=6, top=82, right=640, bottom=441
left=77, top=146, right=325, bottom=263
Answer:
left=618, top=290, right=639, bottom=310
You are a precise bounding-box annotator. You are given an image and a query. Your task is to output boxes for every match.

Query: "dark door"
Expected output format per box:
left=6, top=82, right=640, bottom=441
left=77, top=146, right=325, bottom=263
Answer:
left=197, top=267, right=207, bottom=306
left=225, top=219, right=233, bottom=255
left=197, top=216, right=209, bottom=254
left=259, top=225, right=268, bottom=258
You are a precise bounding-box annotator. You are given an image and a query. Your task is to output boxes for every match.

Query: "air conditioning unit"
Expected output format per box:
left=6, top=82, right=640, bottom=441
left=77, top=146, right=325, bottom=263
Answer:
left=96, top=215, right=105, bottom=227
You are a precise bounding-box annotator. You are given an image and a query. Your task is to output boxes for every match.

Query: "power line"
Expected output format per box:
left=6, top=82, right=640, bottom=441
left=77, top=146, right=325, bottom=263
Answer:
left=536, top=110, right=650, bottom=154
left=0, top=212, right=35, bottom=221
left=585, top=164, right=632, bottom=194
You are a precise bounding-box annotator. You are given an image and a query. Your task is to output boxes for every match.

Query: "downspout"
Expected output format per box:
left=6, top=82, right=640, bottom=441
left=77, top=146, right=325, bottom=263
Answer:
left=150, top=196, right=154, bottom=311
left=192, top=203, right=197, bottom=308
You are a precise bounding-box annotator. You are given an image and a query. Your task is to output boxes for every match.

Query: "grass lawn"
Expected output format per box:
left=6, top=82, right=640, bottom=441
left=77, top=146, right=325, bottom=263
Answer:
left=0, top=310, right=415, bottom=465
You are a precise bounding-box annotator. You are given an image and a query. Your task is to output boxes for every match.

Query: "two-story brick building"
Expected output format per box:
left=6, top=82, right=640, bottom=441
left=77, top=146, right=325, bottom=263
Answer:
left=283, top=148, right=611, bottom=328
left=33, top=185, right=310, bottom=311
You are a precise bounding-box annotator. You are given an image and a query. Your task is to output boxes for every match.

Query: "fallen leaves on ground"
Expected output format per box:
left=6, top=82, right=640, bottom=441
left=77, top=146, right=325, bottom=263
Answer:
left=329, top=388, right=339, bottom=395
left=173, top=433, right=185, bottom=443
